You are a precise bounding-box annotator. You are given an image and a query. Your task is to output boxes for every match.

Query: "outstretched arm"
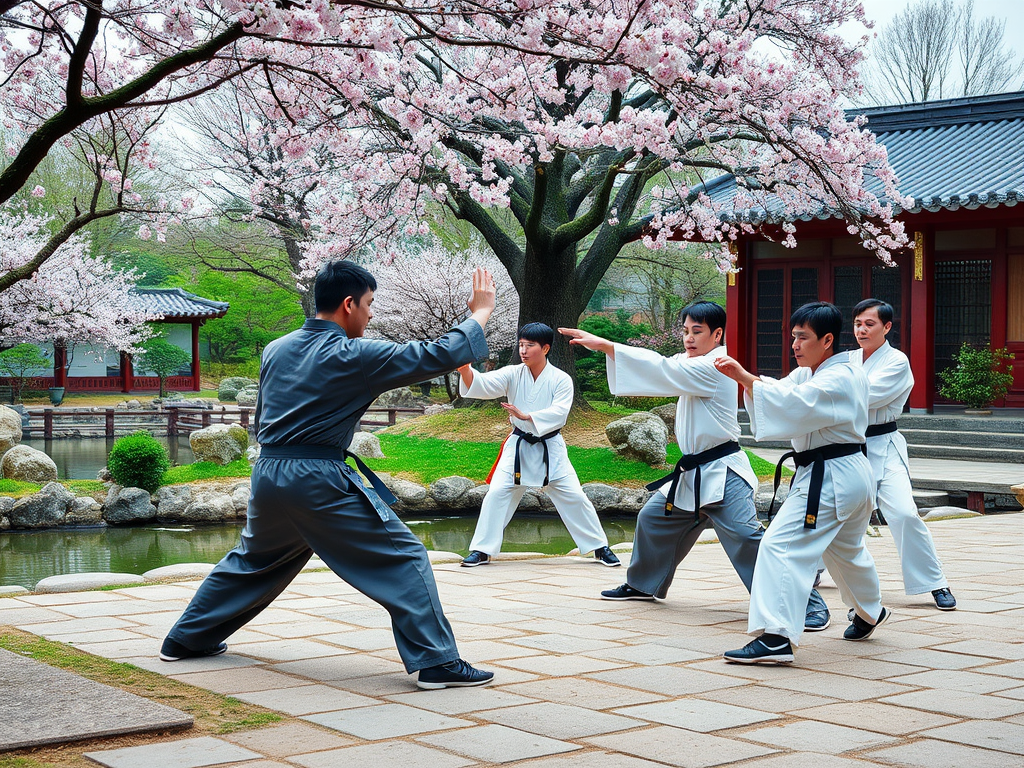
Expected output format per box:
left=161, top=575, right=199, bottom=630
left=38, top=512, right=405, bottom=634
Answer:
left=714, top=355, right=760, bottom=395
left=559, top=327, right=615, bottom=360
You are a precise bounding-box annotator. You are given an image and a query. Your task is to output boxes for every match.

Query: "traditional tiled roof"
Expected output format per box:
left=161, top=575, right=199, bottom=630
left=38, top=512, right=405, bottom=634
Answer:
left=135, top=288, right=229, bottom=320
left=702, top=90, right=1024, bottom=222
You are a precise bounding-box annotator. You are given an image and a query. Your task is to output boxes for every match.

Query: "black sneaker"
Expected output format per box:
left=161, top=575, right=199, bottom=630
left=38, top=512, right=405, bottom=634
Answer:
left=461, top=551, right=490, bottom=567
left=724, top=635, right=794, bottom=664
left=417, top=659, right=494, bottom=690
left=594, top=546, right=621, bottom=567
left=160, top=637, right=228, bottom=662
left=932, top=588, right=957, bottom=611
left=843, top=607, right=891, bottom=641
left=803, top=588, right=831, bottom=632
left=600, top=583, right=655, bottom=601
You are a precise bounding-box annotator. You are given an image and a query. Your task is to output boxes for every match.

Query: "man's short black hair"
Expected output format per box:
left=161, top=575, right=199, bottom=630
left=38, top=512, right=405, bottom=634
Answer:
left=791, top=301, right=843, bottom=344
left=853, top=298, right=894, bottom=325
left=680, top=300, right=727, bottom=339
left=518, top=322, right=554, bottom=348
left=314, top=260, right=377, bottom=314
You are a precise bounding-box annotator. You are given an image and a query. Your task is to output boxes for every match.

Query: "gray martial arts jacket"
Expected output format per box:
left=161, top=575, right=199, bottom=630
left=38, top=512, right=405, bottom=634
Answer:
left=253, top=317, right=489, bottom=518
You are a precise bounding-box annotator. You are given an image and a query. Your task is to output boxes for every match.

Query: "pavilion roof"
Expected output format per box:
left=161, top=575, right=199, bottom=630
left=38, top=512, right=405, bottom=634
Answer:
left=701, top=90, right=1024, bottom=223
left=135, top=288, right=229, bottom=321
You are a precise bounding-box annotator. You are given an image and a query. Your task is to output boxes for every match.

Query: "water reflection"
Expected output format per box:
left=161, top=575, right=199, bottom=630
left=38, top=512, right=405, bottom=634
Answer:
left=22, top=436, right=195, bottom=480
left=0, top=515, right=636, bottom=589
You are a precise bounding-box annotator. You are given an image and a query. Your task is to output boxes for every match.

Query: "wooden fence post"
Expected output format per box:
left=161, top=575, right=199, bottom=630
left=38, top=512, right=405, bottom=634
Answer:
left=201, top=412, right=211, bottom=429
left=105, top=409, right=115, bottom=437
left=43, top=409, right=53, bottom=439
left=167, top=409, right=178, bottom=436
left=239, top=409, right=249, bottom=429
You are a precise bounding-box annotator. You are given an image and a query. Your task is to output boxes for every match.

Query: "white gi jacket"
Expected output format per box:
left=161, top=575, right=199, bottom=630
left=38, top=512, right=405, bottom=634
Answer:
left=607, top=344, right=757, bottom=510
left=460, top=363, right=573, bottom=487
left=746, top=354, right=874, bottom=520
left=849, top=341, right=913, bottom=478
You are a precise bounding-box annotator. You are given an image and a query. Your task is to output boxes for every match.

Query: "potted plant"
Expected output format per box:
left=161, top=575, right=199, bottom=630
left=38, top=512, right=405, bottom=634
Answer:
left=938, top=343, right=1015, bottom=414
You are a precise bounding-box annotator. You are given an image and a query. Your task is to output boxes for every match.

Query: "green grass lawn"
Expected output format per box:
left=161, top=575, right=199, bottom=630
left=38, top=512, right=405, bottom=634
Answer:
left=362, top=433, right=781, bottom=486
left=0, top=478, right=107, bottom=499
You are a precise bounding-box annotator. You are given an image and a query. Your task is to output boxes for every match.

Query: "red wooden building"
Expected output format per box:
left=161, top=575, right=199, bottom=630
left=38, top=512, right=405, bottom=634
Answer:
left=18, top=288, right=229, bottom=395
left=710, top=91, right=1024, bottom=411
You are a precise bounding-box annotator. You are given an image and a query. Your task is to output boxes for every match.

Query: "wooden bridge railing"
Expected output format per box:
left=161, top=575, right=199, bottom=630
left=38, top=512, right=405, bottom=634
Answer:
left=22, top=405, right=426, bottom=439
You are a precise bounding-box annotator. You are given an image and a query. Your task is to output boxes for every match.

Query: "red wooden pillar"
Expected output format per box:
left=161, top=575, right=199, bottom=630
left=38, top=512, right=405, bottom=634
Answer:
left=190, top=321, right=201, bottom=392
left=53, top=344, right=68, bottom=388
left=725, top=239, right=747, bottom=365
left=908, top=228, right=935, bottom=413
left=120, top=352, right=134, bottom=394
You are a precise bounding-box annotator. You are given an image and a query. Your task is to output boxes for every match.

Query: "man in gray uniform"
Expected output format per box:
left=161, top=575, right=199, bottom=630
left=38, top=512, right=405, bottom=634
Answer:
left=160, top=261, right=497, bottom=690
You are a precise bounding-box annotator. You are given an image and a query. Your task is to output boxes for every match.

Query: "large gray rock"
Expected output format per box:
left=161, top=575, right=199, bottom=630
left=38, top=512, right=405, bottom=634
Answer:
left=372, top=387, right=426, bottom=408
left=650, top=403, right=676, bottom=435
left=429, top=476, right=476, bottom=508
left=0, top=404, right=22, bottom=456
left=181, top=492, right=235, bottom=522
left=235, top=387, right=259, bottom=407
left=218, top=376, right=257, bottom=402
left=349, top=432, right=384, bottom=459
left=0, top=496, right=14, bottom=516
left=189, top=423, right=247, bottom=465
left=246, top=444, right=261, bottom=463
left=605, top=412, right=669, bottom=466
left=154, top=484, right=192, bottom=519
left=1, top=444, right=58, bottom=483
left=231, top=482, right=250, bottom=514
left=8, top=482, right=73, bottom=528
left=582, top=483, right=622, bottom=511
left=464, top=484, right=490, bottom=509
left=65, top=497, right=103, bottom=526
left=143, top=563, right=216, bottom=581
left=103, top=486, right=157, bottom=524
left=385, top=475, right=429, bottom=506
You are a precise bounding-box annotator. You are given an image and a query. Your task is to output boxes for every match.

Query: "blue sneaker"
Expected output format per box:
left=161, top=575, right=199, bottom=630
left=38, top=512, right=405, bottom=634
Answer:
left=804, top=588, right=831, bottom=632
left=417, top=659, right=494, bottom=689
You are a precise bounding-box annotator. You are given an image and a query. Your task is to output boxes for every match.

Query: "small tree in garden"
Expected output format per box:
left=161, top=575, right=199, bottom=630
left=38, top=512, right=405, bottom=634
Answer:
left=0, top=344, right=51, bottom=402
left=938, top=344, right=1015, bottom=410
left=140, top=339, right=191, bottom=398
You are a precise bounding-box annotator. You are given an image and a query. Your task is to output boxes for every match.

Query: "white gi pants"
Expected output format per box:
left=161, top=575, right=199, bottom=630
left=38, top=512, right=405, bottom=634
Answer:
left=876, top=442, right=947, bottom=595
left=469, top=472, right=608, bottom=556
left=749, top=480, right=882, bottom=646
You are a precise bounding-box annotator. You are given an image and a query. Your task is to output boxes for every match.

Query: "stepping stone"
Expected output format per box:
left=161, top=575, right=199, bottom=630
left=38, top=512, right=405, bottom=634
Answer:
left=0, top=648, right=192, bottom=751
left=921, top=506, right=982, bottom=521
left=34, top=573, right=147, bottom=593
left=85, top=736, right=260, bottom=768
left=143, top=563, right=215, bottom=581
left=0, top=585, right=29, bottom=596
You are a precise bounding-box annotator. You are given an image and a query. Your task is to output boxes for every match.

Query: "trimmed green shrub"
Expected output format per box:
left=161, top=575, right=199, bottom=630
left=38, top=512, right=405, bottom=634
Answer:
left=107, top=431, right=170, bottom=492
left=938, top=343, right=1014, bottom=410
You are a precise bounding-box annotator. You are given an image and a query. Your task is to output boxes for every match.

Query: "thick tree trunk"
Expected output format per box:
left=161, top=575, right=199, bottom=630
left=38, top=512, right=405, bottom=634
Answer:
left=517, top=243, right=591, bottom=409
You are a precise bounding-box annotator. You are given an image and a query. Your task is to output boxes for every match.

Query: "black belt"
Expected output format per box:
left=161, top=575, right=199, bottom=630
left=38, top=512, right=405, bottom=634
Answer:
left=865, top=421, right=898, bottom=438
left=512, top=427, right=561, bottom=486
left=646, top=440, right=741, bottom=519
left=259, top=444, right=398, bottom=505
left=769, top=443, right=867, bottom=529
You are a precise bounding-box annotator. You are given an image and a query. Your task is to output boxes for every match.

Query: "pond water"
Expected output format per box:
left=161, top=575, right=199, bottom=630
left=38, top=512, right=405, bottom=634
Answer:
left=23, top=436, right=195, bottom=480
left=0, top=515, right=637, bottom=589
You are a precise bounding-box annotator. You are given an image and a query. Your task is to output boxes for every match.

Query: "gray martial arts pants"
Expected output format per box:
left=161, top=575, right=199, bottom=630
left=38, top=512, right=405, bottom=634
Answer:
left=165, top=456, right=459, bottom=672
left=627, top=469, right=763, bottom=599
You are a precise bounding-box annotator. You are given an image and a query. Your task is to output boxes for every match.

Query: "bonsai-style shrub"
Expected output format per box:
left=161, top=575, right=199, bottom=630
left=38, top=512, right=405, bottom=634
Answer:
left=140, top=338, right=192, bottom=398
left=938, top=343, right=1015, bottom=410
left=107, top=431, right=170, bottom=492
left=0, top=344, right=51, bottom=402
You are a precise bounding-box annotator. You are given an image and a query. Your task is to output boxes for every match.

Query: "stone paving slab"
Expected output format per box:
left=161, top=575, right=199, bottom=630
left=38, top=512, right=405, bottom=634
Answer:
left=5, top=513, right=1024, bottom=767
left=0, top=648, right=192, bottom=751
left=84, top=736, right=260, bottom=768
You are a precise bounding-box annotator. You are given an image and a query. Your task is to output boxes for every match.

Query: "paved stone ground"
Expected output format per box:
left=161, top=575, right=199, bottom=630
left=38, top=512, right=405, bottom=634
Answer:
left=2, top=513, right=1022, bottom=767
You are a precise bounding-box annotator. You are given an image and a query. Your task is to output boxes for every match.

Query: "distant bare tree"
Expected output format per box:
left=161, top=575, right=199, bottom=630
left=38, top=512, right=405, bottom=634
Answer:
left=862, top=0, right=1023, bottom=105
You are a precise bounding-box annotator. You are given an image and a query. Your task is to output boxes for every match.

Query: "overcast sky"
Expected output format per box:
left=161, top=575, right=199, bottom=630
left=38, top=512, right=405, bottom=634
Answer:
left=854, top=0, right=1024, bottom=53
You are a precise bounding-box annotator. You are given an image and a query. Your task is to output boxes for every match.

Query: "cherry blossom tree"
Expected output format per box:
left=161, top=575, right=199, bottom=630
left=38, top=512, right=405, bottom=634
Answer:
left=280, top=0, right=911, bottom=396
left=369, top=239, right=518, bottom=399
left=0, top=208, right=154, bottom=367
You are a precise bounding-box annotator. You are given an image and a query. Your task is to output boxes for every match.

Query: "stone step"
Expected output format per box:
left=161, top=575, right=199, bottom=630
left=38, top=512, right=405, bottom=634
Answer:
left=899, top=428, right=1024, bottom=449
left=905, top=444, right=1024, bottom=463
left=738, top=410, right=1024, bottom=435
left=912, top=489, right=949, bottom=508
